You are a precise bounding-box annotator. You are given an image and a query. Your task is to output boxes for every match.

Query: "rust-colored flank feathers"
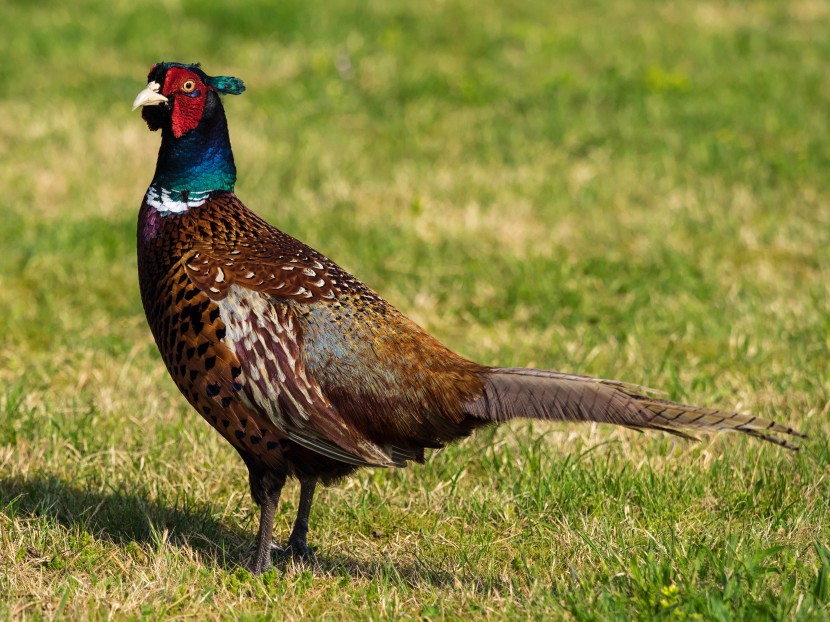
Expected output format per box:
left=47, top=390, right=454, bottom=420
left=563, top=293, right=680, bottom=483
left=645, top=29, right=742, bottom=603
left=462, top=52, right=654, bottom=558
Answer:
left=134, top=62, right=804, bottom=575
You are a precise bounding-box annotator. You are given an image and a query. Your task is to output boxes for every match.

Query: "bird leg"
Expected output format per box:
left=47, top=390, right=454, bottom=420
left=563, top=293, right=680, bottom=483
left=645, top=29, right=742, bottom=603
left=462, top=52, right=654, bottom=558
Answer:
left=246, top=468, right=286, bottom=575
left=286, top=476, right=317, bottom=558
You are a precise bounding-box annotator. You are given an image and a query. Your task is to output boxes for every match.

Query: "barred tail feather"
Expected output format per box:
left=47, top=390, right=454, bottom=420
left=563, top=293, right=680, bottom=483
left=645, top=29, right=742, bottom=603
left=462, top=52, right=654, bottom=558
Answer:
left=464, top=367, right=805, bottom=450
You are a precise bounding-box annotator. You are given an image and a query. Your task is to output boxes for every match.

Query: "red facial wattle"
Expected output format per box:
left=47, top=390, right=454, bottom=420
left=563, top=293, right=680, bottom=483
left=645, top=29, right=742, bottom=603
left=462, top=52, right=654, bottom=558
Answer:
left=162, top=67, right=209, bottom=138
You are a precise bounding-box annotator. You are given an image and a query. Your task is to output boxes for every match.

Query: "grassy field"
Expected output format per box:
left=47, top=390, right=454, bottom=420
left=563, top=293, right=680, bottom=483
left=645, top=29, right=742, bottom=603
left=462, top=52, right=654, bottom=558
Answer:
left=1, top=0, right=829, bottom=619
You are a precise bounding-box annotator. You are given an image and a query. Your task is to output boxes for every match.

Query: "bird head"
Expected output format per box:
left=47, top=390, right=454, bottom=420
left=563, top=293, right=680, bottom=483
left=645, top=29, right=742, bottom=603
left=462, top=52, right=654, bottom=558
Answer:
left=132, top=62, right=245, bottom=138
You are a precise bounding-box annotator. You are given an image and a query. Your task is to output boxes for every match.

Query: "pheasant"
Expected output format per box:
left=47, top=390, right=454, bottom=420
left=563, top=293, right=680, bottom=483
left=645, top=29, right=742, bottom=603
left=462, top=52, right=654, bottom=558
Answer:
left=133, top=62, right=804, bottom=575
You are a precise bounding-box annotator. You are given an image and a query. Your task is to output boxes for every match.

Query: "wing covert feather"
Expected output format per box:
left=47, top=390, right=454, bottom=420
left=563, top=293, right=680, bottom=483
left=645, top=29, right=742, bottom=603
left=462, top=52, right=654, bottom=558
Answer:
left=214, top=283, right=397, bottom=466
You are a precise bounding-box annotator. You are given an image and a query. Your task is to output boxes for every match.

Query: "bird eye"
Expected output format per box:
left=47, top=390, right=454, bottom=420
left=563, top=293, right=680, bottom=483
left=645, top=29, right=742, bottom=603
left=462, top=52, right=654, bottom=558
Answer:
left=182, top=80, right=196, bottom=93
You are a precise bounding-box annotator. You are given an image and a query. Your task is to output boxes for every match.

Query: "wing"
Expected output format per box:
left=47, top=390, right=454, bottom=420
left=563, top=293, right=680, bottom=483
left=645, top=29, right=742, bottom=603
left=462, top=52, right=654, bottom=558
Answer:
left=213, top=283, right=403, bottom=466
left=181, top=193, right=479, bottom=465
left=179, top=192, right=353, bottom=304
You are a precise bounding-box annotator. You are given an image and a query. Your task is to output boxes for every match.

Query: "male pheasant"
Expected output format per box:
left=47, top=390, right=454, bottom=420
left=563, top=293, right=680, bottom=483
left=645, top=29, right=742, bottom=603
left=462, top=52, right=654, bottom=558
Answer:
left=133, top=62, right=803, bottom=575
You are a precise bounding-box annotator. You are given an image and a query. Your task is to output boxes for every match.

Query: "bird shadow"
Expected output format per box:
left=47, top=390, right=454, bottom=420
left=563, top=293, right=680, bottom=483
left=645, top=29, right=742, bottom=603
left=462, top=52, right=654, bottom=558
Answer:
left=0, top=474, right=500, bottom=591
left=0, top=473, right=248, bottom=569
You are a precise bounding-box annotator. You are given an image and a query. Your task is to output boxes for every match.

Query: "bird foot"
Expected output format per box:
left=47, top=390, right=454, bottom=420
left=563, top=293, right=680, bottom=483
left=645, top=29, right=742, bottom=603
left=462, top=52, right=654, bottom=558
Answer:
left=241, top=542, right=285, bottom=575
left=244, top=542, right=283, bottom=556
left=284, top=535, right=311, bottom=560
left=243, top=537, right=310, bottom=571
left=245, top=554, right=273, bottom=576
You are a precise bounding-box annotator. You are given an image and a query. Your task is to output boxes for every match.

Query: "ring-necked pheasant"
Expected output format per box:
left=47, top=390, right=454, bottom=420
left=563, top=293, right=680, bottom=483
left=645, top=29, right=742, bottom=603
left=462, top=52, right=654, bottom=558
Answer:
left=133, top=62, right=804, bottom=575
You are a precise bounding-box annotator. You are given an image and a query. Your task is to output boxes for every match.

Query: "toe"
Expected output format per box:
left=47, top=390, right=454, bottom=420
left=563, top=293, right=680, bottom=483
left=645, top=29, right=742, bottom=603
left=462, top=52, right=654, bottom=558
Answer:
left=286, top=537, right=310, bottom=559
left=246, top=556, right=272, bottom=575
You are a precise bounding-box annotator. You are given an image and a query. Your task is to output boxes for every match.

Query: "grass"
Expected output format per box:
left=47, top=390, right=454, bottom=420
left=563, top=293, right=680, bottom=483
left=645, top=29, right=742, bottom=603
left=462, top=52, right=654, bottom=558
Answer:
left=1, top=0, right=829, bottom=618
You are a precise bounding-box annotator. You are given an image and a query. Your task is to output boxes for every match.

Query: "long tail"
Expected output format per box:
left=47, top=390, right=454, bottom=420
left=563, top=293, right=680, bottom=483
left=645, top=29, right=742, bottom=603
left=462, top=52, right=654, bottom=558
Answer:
left=463, top=368, right=805, bottom=450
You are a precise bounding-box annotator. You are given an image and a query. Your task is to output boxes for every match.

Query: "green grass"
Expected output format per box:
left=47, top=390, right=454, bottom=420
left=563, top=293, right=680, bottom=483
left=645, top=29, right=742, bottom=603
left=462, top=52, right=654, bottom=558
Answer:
left=1, top=0, right=829, bottom=619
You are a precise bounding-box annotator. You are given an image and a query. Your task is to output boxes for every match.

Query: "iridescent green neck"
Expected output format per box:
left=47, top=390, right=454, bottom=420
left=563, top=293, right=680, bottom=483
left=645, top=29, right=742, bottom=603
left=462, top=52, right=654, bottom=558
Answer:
left=150, top=98, right=236, bottom=196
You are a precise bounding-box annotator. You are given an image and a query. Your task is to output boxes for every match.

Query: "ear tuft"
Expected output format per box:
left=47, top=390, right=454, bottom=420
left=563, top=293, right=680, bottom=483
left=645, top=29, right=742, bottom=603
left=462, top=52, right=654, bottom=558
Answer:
left=207, top=75, right=246, bottom=95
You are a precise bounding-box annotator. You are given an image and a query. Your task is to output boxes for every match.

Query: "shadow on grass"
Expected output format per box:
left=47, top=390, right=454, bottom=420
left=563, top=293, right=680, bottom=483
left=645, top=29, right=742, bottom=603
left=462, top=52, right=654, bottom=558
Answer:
left=0, top=473, right=248, bottom=569
left=0, top=474, right=500, bottom=590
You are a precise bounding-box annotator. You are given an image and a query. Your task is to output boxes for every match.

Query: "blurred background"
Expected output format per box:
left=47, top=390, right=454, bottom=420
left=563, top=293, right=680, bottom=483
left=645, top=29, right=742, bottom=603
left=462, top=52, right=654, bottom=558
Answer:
left=0, top=0, right=828, bottom=618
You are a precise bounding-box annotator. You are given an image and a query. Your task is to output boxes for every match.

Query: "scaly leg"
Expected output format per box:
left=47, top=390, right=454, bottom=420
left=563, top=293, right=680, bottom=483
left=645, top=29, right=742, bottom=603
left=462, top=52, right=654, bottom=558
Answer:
left=246, top=468, right=286, bottom=575
left=286, top=476, right=317, bottom=558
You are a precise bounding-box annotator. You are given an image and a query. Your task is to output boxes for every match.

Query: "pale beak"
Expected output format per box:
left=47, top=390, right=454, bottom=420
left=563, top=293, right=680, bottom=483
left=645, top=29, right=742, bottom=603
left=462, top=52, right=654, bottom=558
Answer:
left=132, top=81, right=169, bottom=111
